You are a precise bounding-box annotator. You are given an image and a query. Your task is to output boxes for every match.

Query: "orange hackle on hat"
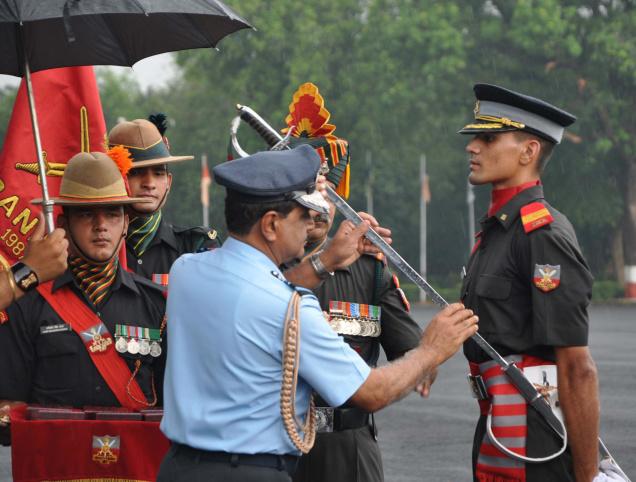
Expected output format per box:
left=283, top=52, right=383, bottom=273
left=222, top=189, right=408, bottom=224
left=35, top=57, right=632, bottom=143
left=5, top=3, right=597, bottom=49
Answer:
left=107, top=145, right=133, bottom=177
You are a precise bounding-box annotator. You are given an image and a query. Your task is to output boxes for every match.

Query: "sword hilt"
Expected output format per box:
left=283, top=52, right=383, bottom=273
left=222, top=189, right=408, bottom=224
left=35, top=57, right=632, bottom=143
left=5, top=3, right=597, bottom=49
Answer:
left=236, top=104, right=282, bottom=148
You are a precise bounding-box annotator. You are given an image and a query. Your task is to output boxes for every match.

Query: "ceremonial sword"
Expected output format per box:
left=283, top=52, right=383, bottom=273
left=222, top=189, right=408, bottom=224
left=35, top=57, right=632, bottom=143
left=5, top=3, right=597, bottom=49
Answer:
left=233, top=104, right=630, bottom=477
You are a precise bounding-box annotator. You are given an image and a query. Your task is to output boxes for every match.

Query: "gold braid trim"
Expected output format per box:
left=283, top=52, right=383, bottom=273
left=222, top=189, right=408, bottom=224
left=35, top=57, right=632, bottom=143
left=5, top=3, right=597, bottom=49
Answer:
left=280, top=292, right=316, bottom=454
left=475, top=114, right=525, bottom=129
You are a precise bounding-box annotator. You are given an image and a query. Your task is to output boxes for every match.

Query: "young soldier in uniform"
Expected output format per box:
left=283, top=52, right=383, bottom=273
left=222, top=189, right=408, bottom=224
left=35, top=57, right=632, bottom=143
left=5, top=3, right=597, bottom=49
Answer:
left=107, top=115, right=219, bottom=284
left=282, top=84, right=421, bottom=482
left=158, top=145, right=479, bottom=482
left=459, top=84, right=599, bottom=481
left=0, top=151, right=166, bottom=444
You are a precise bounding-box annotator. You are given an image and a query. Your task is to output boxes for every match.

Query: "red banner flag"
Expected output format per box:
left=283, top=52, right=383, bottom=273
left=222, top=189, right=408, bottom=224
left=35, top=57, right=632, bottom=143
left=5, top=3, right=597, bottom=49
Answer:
left=0, top=67, right=107, bottom=268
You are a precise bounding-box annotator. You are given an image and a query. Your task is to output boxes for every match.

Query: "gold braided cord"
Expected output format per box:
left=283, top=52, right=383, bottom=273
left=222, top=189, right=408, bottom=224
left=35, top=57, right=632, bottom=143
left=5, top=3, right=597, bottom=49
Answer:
left=475, top=114, right=525, bottom=129
left=463, top=123, right=507, bottom=130
left=280, top=292, right=316, bottom=454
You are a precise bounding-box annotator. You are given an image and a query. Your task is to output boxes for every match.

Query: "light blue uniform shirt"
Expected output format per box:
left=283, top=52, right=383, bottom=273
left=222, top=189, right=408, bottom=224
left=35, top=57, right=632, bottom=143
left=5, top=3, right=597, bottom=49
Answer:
left=161, top=237, right=370, bottom=455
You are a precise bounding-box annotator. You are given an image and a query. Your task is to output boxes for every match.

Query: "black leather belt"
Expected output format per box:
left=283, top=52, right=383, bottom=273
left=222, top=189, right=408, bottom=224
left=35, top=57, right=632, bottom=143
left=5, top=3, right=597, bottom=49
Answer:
left=173, top=443, right=299, bottom=475
left=315, top=406, right=370, bottom=432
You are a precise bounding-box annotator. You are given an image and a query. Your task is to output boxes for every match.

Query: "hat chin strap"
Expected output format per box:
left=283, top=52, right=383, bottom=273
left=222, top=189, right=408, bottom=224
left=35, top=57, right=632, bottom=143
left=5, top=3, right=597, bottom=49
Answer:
left=128, top=185, right=170, bottom=217
left=68, top=229, right=125, bottom=267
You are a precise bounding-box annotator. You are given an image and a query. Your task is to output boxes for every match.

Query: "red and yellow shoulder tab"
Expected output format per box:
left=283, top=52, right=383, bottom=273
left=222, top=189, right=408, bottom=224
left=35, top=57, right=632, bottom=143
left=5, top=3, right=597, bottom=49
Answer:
left=0, top=310, right=8, bottom=325
left=520, top=202, right=554, bottom=234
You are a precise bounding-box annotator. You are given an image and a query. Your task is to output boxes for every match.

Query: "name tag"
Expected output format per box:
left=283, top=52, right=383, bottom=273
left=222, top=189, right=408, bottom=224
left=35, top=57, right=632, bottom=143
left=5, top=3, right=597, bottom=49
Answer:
left=40, top=324, right=71, bottom=335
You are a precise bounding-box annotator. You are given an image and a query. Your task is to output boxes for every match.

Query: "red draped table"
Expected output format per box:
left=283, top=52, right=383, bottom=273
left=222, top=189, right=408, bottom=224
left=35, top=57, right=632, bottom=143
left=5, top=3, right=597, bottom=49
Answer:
left=10, top=405, right=170, bottom=482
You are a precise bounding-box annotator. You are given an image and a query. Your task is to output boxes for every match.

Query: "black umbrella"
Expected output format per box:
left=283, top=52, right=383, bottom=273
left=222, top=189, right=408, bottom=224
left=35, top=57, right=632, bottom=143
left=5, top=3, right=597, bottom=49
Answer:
left=0, top=0, right=253, bottom=230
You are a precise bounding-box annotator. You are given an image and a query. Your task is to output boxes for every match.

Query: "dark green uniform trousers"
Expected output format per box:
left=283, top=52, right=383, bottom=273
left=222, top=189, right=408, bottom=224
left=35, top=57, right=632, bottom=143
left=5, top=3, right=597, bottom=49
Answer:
left=293, top=426, right=383, bottom=482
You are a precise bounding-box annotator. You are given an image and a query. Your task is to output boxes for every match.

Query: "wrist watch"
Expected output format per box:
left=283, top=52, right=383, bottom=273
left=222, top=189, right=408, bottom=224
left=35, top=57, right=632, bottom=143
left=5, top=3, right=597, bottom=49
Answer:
left=10, top=262, right=39, bottom=292
left=310, top=251, right=334, bottom=280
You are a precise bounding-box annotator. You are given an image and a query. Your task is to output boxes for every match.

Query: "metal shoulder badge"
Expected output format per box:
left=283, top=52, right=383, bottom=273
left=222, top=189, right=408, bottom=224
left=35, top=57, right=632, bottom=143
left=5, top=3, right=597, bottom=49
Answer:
left=520, top=202, right=554, bottom=233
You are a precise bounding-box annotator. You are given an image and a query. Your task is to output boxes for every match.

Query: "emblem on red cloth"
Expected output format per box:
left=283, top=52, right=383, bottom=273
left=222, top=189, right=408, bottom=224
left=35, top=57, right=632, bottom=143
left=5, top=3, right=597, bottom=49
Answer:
left=0, top=310, right=8, bottom=324
left=80, top=322, right=113, bottom=353
left=92, top=435, right=120, bottom=465
left=533, top=264, right=561, bottom=292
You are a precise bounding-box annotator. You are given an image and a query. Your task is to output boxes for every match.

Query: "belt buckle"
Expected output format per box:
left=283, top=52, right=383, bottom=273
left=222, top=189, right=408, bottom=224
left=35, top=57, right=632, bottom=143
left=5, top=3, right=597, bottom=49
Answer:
left=467, top=374, right=489, bottom=400
left=315, top=407, right=334, bottom=433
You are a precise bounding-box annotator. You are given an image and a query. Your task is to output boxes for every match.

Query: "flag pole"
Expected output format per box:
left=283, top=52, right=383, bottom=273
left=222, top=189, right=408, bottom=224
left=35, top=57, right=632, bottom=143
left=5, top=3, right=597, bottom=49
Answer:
left=419, top=154, right=427, bottom=302
left=23, top=58, right=55, bottom=233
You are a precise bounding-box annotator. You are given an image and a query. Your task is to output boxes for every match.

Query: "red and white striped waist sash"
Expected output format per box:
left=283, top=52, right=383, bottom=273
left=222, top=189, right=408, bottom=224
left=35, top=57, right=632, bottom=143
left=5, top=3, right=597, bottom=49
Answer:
left=469, top=355, right=556, bottom=482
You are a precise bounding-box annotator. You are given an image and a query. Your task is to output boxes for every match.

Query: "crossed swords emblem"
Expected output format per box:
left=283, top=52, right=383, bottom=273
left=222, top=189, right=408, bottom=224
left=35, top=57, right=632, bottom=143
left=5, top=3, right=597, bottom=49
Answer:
left=14, top=106, right=95, bottom=183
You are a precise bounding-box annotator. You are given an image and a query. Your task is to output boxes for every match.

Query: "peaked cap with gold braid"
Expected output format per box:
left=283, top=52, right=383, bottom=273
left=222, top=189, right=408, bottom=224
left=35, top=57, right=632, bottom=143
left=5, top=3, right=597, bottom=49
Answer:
left=282, top=83, right=350, bottom=199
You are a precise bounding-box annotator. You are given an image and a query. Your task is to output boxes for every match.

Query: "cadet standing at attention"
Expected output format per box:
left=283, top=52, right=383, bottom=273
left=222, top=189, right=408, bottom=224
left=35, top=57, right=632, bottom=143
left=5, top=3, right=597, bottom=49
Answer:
left=107, top=114, right=219, bottom=285
left=158, top=145, right=479, bottom=482
left=459, top=84, right=599, bottom=481
left=281, top=83, right=422, bottom=482
left=0, top=150, right=166, bottom=444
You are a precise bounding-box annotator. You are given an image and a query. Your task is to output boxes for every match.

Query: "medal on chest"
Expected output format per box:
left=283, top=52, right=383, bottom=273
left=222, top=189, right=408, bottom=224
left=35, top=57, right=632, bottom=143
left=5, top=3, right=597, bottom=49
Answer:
left=115, top=324, right=163, bottom=357
left=327, top=301, right=381, bottom=337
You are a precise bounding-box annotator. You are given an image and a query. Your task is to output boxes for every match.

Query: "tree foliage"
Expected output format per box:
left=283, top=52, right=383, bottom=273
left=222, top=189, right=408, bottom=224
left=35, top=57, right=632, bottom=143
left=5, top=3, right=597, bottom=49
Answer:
left=0, top=0, right=634, bottom=287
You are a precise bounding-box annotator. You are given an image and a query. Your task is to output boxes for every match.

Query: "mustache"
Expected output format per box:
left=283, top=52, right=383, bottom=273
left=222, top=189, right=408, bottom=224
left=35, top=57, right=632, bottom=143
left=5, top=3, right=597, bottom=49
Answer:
left=313, top=213, right=330, bottom=224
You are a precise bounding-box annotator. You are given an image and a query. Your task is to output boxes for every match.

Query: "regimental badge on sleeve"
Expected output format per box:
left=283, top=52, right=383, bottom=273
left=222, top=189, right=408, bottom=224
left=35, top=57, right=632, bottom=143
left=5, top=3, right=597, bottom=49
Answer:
left=533, top=264, right=561, bottom=292
left=0, top=310, right=8, bottom=325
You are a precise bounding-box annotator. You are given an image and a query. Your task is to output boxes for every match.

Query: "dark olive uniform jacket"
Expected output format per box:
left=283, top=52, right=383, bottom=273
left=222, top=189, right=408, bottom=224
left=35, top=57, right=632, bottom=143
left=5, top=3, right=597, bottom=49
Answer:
left=126, top=218, right=219, bottom=279
left=0, top=267, right=166, bottom=413
left=461, top=184, right=592, bottom=482
left=293, top=252, right=421, bottom=482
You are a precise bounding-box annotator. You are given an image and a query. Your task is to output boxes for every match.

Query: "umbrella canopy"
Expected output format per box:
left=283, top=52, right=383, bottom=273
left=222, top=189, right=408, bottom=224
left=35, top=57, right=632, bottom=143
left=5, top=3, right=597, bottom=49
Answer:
left=0, top=0, right=253, bottom=76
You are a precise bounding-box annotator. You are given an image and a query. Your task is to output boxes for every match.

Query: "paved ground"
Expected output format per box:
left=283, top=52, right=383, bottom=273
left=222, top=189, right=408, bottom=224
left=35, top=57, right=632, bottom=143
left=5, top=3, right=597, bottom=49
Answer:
left=1, top=304, right=634, bottom=481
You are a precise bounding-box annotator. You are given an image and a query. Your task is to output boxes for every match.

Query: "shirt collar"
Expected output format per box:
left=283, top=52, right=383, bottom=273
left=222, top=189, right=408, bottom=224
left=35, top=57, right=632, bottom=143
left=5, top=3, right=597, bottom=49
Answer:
left=52, top=261, right=141, bottom=295
left=483, top=184, right=545, bottom=230
left=223, top=236, right=282, bottom=274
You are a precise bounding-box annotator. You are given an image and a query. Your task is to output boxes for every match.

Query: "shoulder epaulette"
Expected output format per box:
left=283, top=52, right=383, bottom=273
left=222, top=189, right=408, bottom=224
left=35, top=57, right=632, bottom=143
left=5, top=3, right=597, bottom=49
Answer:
left=520, top=202, right=554, bottom=234
left=270, top=270, right=312, bottom=297
left=173, top=225, right=217, bottom=239
left=133, top=273, right=168, bottom=295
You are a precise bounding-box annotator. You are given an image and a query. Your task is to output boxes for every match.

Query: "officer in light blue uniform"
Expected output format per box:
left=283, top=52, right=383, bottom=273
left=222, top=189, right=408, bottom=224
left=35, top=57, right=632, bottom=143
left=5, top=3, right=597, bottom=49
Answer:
left=158, top=145, right=479, bottom=482
left=159, top=146, right=370, bottom=481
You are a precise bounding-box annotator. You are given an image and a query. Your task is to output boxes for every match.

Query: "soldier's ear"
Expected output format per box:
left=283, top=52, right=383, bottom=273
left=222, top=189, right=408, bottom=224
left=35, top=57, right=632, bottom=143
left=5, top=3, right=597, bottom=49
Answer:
left=260, top=211, right=279, bottom=242
left=520, top=138, right=541, bottom=167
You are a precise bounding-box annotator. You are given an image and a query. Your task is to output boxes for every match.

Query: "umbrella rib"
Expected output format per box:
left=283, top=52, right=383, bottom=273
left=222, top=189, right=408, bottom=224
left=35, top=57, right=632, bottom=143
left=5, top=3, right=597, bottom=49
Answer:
left=102, top=15, right=133, bottom=66
left=182, top=14, right=219, bottom=50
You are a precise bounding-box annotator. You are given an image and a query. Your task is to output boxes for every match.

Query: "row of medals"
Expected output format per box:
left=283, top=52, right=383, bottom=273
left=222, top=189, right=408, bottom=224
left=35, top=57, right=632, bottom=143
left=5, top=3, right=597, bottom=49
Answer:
left=329, top=316, right=381, bottom=337
left=115, top=336, right=162, bottom=357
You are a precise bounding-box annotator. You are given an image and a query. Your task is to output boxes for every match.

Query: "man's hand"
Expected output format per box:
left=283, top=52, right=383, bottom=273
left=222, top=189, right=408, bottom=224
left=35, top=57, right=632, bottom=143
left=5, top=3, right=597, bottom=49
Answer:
left=320, top=211, right=393, bottom=272
left=357, top=212, right=392, bottom=255
left=22, top=215, right=68, bottom=284
left=320, top=220, right=369, bottom=271
left=0, top=401, right=24, bottom=446
left=420, top=303, right=478, bottom=366
left=415, top=367, right=438, bottom=398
